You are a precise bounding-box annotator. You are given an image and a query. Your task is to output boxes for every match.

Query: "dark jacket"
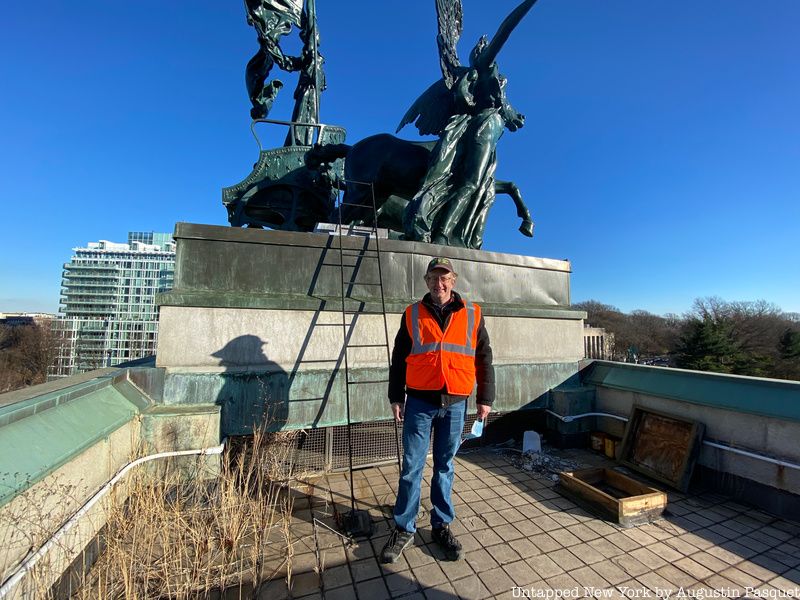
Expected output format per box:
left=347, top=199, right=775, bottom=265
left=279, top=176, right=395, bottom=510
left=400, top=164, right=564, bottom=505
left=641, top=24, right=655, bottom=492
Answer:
left=388, top=291, right=495, bottom=408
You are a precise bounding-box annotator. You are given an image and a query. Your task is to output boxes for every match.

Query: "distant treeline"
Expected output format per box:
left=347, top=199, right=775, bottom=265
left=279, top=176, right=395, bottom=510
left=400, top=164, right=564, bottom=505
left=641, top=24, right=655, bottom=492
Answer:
left=575, top=297, right=800, bottom=381
left=0, top=323, right=59, bottom=393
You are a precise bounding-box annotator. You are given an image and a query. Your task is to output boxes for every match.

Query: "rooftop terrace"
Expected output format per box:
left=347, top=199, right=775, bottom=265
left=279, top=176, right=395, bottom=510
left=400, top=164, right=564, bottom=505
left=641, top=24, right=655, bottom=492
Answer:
left=258, top=446, right=800, bottom=600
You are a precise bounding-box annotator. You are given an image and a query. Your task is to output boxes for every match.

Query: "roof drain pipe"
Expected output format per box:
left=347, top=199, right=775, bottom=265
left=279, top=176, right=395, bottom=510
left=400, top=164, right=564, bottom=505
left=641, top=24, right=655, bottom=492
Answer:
left=545, top=409, right=629, bottom=423
left=0, top=440, right=227, bottom=599
left=544, top=409, right=800, bottom=471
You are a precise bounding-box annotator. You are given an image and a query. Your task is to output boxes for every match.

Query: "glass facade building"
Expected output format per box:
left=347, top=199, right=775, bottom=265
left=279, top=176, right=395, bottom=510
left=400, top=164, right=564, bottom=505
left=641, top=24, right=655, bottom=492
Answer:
left=49, top=232, right=176, bottom=378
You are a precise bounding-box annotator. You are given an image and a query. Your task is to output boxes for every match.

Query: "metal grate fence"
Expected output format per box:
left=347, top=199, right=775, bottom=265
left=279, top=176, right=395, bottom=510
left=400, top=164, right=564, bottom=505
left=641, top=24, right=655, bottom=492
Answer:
left=277, top=411, right=504, bottom=474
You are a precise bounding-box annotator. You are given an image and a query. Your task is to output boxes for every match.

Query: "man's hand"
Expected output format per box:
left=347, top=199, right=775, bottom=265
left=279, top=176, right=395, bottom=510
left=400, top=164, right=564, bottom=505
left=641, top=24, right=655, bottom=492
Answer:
left=476, top=403, right=491, bottom=421
left=391, top=402, right=405, bottom=423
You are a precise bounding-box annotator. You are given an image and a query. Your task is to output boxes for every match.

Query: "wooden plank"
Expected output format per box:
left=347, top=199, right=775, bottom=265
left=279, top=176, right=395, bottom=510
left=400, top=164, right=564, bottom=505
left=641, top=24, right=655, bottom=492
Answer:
left=559, top=471, right=619, bottom=516
left=619, top=405, right=705, bottom=492
left=605, top=468, right=658, bottom=496
left=558, top=468, right=667, bottom=528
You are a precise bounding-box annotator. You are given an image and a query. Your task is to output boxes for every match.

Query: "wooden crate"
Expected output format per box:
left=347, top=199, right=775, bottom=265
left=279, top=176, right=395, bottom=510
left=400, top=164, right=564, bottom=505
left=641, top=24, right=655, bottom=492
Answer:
left=558, top=468, right=667, bottom=527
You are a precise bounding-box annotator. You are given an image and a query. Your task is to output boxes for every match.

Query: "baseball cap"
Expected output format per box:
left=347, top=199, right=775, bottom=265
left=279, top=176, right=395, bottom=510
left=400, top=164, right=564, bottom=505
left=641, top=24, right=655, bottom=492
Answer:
left=426, top=257, right=455, bottom=274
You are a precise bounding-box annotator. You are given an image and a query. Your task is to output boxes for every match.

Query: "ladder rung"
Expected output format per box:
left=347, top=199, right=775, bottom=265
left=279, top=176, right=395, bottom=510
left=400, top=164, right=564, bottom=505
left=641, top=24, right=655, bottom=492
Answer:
left=344, top=282, right=382, bottom=286
left=340, top=251, right=379, bottom=257
left=347, top=379, right=390, bottom=385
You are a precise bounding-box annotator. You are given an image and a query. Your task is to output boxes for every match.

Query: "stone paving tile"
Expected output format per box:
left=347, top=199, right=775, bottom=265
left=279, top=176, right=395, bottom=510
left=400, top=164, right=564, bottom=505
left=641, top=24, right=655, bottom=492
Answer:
left=685, top=550, right=729, bottom=573
left=682, top=513, right=716, bottom=528
left=548, top=548, right=585, bottom=571
left=504, top=558, right=543, bottom=586
left=514, top=519, right=546, bottom=537
left=645, top=541, right=684, bottom=563
left=527, top=554, right=565, bottom=579
left=722, top=565, right=768, bottom=588
left=350, top=557, right=381, bottom=582
left=570, top=565, right=612, bottom=590
left=355, top=576, right=390, bottom=600
left=587, top=538, right=626, bottom=560
left=532, top=515, right=562, bottom=532
left=760, top=525, right=795, bottom=542
left=456, top=533, right=482, bottom=553
left=487, top=541, right=524, bottom=565
left=735, top=534, right=773, bottom=554
left=704, top=574, right=745, bottom=594
left=480, top=565, right=516, bottom=596
left=591, top=559, right=630, bottom=585
left=567, top=523, right=603, bottom=543
left=438, top=556, right=475, bottom=582
left=404, top=544, right=438, bottom=569
left=629, top=547, right=668, bottom=570
left=655, top=564, right=698, bottom=588
left=622, top=528, right=658, bottom=547
left=673, top=556, right=715, bottom=580
left=511, top=537, right=541, bottom=559
left=769, top=570, right=800, bottom=589
left=530, top=533, right=562, bottom=553
left=498, top=507, right=527, bottom=523
left=385, top=571, right=420, bottom=596
left=483, top=511, right=508, bottom=527
left=495, top=523, right=526, bottom=542
left=473, top=527, right=505, bottom=548
left=569, top=543, right=607, bottom=566
left=321, top=564, right=352, bottom=590
left=451, top=573, right=491, bottom=600
left=707, top=523, right=741, bottom=540
left=718, top=539, right=758, bottom=560
left=636, top=570, right=678, bottom=593
left=543, top=572, right=581, bottom=592
left=465, top=547, right=500, bottom=573
left=412, top=562, right=448, bottom=587
left=288, top=571, right=320, bottom=597
left=773, top=520, right=800, bottom=536
left=605, top=532, right=641, bottom=552
left=550, top=512, right=581, bottom=527
left=549, top=528, right=582, bottom=548
left=774, top=544, right=800, bottom=569
left=751, top=552, right=794, bottom=576
left=608, top=554, right=649, bottom=578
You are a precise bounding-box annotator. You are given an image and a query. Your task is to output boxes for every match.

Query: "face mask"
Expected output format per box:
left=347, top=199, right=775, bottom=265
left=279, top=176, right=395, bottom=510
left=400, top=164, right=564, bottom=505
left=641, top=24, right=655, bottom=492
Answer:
left=462, top=418, right=484, bottom=442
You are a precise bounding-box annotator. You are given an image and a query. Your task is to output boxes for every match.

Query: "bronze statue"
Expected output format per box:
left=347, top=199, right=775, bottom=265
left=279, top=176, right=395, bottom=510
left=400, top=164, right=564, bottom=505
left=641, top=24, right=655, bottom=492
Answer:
left=244, top=0, right=303, bottom=120
left=399, top=0, right=537, bottom=247
left=306, top=135, right=534, bottom=247
left=225, top=0, right=339, bottom=232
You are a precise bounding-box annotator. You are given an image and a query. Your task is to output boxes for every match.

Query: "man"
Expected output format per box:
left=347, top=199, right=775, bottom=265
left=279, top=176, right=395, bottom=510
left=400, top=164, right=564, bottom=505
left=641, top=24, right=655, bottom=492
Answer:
left=380, top=257, right=495, bottom=564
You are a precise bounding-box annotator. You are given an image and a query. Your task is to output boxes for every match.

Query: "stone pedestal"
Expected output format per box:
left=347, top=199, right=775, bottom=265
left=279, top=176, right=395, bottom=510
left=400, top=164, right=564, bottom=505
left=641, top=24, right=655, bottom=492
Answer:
left=156, top=223, right=585, bottom=436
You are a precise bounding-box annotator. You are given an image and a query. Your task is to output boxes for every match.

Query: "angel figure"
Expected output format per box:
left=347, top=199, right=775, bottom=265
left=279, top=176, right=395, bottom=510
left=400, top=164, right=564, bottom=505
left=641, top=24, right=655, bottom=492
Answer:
left=399, top=0, right=536, bottom=248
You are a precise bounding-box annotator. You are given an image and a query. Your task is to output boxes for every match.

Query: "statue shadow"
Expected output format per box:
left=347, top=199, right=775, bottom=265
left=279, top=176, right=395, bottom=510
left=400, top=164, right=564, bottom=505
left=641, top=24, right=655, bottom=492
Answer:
left=212, top=334, right=290, bottom=433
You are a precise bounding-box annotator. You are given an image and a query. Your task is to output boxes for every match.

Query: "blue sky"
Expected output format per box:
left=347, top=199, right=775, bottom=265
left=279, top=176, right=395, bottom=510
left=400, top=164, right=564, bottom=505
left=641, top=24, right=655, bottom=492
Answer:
left=1, top=1, right=798, bottom=316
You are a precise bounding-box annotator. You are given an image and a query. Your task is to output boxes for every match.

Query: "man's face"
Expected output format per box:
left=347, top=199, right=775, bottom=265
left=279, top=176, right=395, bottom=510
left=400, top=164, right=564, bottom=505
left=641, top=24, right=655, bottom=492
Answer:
left=425, top=268, right=455, bottom=304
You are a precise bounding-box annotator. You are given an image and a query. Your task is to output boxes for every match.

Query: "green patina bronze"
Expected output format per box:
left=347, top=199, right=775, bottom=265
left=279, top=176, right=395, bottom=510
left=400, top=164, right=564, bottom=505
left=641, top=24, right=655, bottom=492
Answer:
left=225, top=0, right=541, bottom=248
left=224, top=0, right=341, bottom=232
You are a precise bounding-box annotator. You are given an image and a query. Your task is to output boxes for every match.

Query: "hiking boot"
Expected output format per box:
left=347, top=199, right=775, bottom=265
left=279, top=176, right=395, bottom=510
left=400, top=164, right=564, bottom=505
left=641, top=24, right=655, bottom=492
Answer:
left=432, top=525, right=463, bottom=561
left=379, top=528, right=415, bottom=564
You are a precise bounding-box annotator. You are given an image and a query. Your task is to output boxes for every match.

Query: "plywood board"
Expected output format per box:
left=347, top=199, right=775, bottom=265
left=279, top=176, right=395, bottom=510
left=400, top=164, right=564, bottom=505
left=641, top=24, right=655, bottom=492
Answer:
left=619, top=406, right=705, bottom=492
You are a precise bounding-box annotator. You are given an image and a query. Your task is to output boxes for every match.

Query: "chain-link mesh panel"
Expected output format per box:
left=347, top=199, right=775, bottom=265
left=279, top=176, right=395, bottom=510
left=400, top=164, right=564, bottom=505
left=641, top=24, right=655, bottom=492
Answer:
left=290, top=427, right=328, bottom=473
left=275, top=411, right=505, bottom=474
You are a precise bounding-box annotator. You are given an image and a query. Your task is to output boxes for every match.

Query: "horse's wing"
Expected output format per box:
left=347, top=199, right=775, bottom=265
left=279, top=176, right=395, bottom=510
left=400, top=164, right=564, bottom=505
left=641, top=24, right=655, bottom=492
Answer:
left=396, top=77, right=458, bottom=137
left=435, top=0, right=463, bottom=88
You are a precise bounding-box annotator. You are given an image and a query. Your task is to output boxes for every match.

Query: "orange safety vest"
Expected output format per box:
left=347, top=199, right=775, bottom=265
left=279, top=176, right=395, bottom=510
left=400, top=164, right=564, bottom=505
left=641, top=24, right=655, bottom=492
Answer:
left=404, top=300, right=481, bottom=396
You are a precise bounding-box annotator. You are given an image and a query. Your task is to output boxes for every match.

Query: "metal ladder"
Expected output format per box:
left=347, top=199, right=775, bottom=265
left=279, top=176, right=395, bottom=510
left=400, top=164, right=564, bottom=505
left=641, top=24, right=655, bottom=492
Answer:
left=332, top=181, right=401, bottom=537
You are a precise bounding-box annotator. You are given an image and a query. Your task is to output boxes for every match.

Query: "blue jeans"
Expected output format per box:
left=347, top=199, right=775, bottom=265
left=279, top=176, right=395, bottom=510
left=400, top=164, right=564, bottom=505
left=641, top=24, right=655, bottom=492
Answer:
left=393, top=395, right=466, bottom=533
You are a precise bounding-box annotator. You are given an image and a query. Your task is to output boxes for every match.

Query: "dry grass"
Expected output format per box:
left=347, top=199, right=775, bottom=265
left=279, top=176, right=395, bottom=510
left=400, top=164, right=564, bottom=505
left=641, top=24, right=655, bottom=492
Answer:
left=8, top=427, right=309, bottom=599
